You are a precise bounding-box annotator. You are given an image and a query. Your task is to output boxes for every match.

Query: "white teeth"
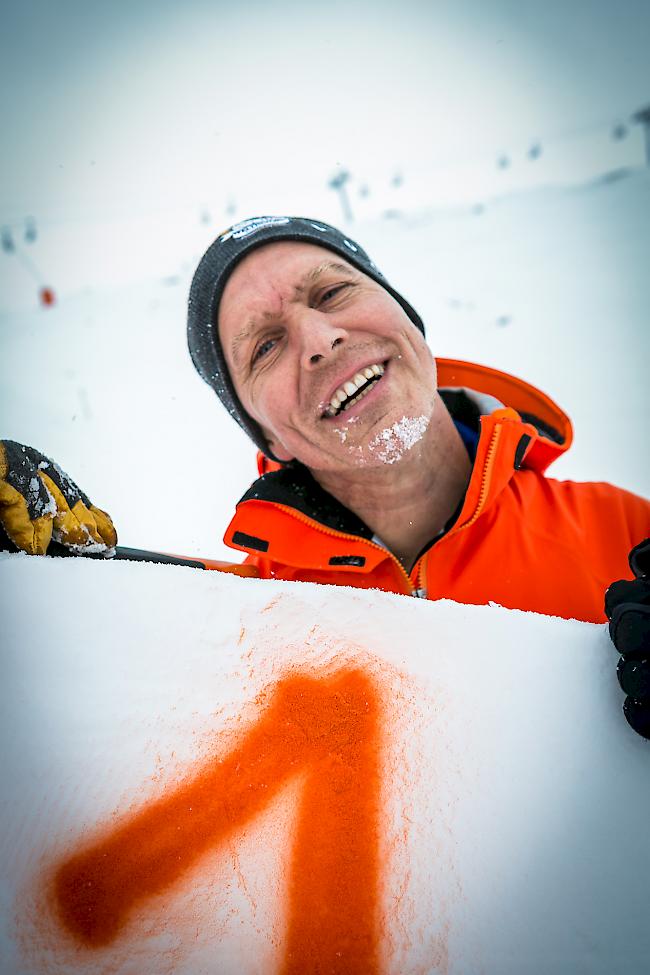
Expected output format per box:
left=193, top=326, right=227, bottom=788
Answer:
left=323, top=362, right=386, bottom=417
left=342, top=384, right=372, bottom=411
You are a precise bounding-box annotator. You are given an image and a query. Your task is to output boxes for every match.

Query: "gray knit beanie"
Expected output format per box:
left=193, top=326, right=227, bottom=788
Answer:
left=187, top=215, right=425, bottom=459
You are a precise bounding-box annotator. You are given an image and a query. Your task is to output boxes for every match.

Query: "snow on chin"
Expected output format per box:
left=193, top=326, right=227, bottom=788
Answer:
left=367, top=414, right=430, bottom=464
left=333, top=416, right=360, bottom=443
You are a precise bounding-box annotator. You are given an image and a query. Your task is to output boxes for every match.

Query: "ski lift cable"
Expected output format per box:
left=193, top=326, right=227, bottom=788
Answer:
left=10, top=245, right=45, bottom=284
left=1, top=102, right=644, bottom=233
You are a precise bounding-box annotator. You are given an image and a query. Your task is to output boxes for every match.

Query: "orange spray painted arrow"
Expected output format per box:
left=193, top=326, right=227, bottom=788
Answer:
left=52, top=668, right=382, bottom=974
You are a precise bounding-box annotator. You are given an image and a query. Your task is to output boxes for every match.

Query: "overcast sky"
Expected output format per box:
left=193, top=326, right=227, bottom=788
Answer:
left=2, top=0, right=649, bottom=228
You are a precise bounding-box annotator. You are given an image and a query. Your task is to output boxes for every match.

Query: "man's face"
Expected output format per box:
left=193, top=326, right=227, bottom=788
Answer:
left=218, top=241, right=438, bottom=473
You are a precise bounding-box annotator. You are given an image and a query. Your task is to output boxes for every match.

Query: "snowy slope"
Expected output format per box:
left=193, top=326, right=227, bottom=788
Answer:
left=1, top=554, right=649, bottom=974
left=1, top=170, right=648, bottom=560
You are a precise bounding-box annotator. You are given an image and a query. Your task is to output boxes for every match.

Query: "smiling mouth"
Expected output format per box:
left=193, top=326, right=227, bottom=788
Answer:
left=321, top=363, right=386, bottom=418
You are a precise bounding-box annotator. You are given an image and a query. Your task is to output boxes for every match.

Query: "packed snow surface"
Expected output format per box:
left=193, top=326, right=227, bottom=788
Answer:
left=1, top=554, right=649, bottom=974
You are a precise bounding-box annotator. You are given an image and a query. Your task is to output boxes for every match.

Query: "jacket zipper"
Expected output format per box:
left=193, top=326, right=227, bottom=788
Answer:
left=412, top=423, right=503, bottom=595
left=270, top=503, right=419, bottom=596
left=456, top=424, right=502, bottom=532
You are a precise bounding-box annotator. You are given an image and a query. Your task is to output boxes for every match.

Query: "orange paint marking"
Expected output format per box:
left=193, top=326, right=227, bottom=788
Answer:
left=52, top=668, right=382, bottom=973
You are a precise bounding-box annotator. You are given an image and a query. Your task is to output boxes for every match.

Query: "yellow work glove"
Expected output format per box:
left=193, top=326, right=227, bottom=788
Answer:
left=0, top=440, right=117, bottom=556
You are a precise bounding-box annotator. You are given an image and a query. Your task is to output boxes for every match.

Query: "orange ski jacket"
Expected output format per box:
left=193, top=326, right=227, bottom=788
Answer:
left=223, top=359, right=650, bottom=623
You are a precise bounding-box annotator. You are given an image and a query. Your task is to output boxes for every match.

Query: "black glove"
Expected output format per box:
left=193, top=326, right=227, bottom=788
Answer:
left=0, top=440, right=117, bottom=556
left=605, top=537, right=650, bottom=740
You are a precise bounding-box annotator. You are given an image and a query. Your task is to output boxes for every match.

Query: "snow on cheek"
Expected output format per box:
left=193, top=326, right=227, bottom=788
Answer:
left=367, top=414, right=430, bottom=465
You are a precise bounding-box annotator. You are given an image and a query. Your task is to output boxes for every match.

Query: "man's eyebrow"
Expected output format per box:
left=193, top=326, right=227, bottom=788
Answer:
left=294, top=261, right=356, bottom=295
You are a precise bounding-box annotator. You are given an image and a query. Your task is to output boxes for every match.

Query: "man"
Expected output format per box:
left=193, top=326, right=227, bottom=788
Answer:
left=186, top=216, right=649, bottom=609
left=1, top=216, right=649, bottom=734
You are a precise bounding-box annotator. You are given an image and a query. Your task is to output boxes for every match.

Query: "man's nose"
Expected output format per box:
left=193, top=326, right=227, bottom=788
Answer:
left=299, top=313, right=348, bottom=369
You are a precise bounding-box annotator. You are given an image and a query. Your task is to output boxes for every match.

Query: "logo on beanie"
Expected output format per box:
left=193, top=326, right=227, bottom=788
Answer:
left=219, top=216, right=291, bottom=243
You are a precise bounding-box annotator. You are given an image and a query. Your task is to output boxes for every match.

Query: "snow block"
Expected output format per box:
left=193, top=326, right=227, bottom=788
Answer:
left=0, top=553, right=648, bottom=974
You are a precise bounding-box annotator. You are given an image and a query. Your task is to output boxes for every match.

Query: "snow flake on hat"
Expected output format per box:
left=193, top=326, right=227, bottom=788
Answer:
left=219, top=216, right=291, bottom=243
left=342, top=239, right=358, bottom=252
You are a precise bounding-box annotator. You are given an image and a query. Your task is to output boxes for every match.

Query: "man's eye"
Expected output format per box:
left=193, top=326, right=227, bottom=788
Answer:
left=320, top=283, right=350, bottom=303
left=252, top=338, right=276, bottom=364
